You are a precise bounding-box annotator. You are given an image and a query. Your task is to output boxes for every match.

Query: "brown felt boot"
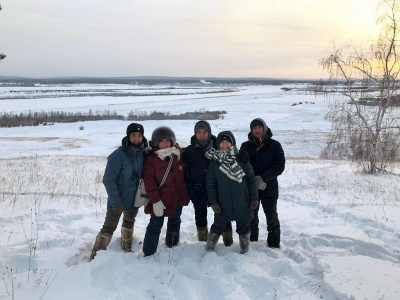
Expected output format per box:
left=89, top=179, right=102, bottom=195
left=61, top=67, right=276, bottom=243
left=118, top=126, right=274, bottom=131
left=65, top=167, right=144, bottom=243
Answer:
left=90, top=232, right=112, bottom=261
left=197, top=226, right=209, bottom=242
left=222, top=227, right=233, bottom=247
left=205, top=231, right=221, bottom=251
left=121, top=227, right=134, bottom=252
left=239, top=232, right=250, bottom=254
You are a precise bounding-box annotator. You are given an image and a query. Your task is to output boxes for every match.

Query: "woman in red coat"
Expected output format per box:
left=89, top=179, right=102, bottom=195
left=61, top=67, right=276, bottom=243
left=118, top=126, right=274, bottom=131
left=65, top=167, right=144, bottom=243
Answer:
left=142, top=126, right=190, bottom=256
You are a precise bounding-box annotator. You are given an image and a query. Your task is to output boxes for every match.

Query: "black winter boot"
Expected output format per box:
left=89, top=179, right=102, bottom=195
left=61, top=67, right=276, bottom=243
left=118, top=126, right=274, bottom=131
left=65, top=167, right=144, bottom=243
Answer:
left=239, top=232, right=250, bottom=254
left=250, top=228, right=259, bottom=242
left=166, top=231, right=180, bottom=248
left=121, top=226, right=134, bottom=252
left=205, top=231, right=221, bottom=251
left=197, top=226, right=209, bottom=242
left=222, top=228, right=233, bottom=247
left=90, top=232, right=112, bottom=261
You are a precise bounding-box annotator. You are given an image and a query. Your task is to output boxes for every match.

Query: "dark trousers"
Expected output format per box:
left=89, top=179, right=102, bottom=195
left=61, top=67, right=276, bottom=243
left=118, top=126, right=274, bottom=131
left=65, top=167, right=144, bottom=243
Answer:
left=100, top=208, right=139, bottom=235
left=142, top=205, right=183, bottom=256
left=251, top=198, right=280, bottom=246
left=193, top=201, right=232, bottom=231
left=210, top=213, right=250, bottom=236
left=193, top=200, right=208, bottom=228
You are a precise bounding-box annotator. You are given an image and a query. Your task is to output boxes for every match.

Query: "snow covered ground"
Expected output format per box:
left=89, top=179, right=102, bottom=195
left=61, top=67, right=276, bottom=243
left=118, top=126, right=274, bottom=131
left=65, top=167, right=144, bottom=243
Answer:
left=0, top=84, right=399, bottom=299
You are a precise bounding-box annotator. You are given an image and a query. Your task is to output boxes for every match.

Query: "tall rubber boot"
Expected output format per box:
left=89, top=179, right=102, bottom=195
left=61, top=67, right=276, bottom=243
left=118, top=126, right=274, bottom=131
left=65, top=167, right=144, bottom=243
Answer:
left=197, top=226, right=209, bottom=242
left=239, top=232, right=250, bottom=254
left=205, top=231, right=221, bottom=251
left=222, top=227, right=233, bottom=247
left=90, top=232, right=112, bottom=261
left=121, top=227, right=134, bottom=252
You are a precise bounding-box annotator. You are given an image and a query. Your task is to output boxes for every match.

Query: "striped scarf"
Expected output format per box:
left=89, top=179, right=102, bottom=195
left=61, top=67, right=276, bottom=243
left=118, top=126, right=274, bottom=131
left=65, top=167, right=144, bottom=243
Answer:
left=205, top=146, right=245, bottom=183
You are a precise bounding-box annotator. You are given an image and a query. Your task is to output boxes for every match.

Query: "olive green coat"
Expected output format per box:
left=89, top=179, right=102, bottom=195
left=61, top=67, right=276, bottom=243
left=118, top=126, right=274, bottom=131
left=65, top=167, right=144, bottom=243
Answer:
left=206, top=159, right=258, bottom=222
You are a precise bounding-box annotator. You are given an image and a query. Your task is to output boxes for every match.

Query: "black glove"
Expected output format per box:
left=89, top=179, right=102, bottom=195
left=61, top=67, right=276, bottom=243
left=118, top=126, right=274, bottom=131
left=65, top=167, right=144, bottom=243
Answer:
left=112, top=205, right=124, bottom=215
left=239, top=150, right=250, bottom=163
left=250, top=200, right=259, bottom=210
left=211, top=203, right=222, bottom=214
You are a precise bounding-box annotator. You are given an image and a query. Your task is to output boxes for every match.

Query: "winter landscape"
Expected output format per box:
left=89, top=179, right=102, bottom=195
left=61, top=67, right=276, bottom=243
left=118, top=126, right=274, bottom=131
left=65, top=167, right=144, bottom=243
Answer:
left=0, top=81, right=399, bottom=300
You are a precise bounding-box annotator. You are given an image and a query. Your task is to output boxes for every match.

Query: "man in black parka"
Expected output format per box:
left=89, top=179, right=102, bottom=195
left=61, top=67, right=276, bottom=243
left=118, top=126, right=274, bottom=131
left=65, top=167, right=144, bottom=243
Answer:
left=183, top=121, right=233, bottom=245
left=240, top=118, right=285, bottom=248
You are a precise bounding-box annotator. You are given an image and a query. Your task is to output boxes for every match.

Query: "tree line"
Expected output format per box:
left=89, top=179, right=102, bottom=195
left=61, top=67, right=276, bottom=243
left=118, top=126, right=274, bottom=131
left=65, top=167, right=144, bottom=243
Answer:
left=0, top=109, right=226, bottom=127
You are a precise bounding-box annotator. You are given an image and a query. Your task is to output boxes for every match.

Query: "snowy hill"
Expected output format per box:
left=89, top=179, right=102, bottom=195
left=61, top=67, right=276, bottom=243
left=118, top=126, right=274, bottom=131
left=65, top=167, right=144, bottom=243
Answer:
left=0, top=84, right=399, bottom=299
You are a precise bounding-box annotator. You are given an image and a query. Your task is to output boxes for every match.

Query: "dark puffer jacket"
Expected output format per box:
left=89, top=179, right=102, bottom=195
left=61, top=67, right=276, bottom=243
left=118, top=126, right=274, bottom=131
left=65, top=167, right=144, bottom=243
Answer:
left=206, top=158, right=258, bottom=222
left=143, top=150, right=190, bottom=217
left=103, top=136, right=147, bottom=211
left=240, top=119, right=285, bottom=200
left=183, top=134, right=217, bottom=206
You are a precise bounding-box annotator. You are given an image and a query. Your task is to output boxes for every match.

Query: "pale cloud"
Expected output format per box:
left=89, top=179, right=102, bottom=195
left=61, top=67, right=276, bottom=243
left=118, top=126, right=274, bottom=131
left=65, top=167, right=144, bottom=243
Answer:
left=0, top=0, right=380, bottom=78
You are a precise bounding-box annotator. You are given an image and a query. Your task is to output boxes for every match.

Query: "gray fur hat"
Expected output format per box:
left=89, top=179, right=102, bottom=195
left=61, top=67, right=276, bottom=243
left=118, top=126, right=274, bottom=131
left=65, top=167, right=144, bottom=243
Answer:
left=151, top=126, right=176, bottom=147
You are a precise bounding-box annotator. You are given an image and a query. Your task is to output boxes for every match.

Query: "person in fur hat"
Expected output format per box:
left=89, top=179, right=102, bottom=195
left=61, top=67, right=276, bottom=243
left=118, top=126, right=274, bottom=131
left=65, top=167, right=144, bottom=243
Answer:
left=240, top=118, right=285, bottom=248
left=205, top=131, right=258, bottom=254
left=183, top=121, right=233, bottom=246
left=90, top=123, right=148, bottom=260
left=142, top=126, right=190, bottom=256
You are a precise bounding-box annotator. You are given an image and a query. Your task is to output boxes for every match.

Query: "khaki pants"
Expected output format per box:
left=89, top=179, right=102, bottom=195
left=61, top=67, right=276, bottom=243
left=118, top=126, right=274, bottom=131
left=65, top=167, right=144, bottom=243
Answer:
left=100, top=208, right=139, bottom=235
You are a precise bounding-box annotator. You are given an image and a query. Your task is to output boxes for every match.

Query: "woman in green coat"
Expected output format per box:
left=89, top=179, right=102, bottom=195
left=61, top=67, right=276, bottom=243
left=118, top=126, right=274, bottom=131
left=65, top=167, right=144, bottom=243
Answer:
left=205, top=131, right=258, bottom=254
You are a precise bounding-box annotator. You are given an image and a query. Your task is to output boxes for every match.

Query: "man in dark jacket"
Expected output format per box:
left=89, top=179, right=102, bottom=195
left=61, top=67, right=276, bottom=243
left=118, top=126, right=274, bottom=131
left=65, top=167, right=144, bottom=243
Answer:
left=183, top=121, right=233, bottom=245
left=240, top=118, right=285, bottom=248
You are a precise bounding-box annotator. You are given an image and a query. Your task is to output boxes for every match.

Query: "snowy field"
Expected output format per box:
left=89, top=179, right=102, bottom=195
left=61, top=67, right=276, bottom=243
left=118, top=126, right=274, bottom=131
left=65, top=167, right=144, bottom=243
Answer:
left=0, top=84, right=399, bottom=299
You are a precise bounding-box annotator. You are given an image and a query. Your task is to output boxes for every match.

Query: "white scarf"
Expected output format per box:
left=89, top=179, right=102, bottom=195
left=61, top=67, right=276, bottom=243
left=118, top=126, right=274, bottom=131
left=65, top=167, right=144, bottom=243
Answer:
left=155, top=146, right=181, bottom=160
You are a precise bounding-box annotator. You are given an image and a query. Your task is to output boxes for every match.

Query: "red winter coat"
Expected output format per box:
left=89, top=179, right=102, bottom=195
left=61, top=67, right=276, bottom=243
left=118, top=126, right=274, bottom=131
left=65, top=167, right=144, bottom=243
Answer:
left=143, top=152, right=190, bottom=217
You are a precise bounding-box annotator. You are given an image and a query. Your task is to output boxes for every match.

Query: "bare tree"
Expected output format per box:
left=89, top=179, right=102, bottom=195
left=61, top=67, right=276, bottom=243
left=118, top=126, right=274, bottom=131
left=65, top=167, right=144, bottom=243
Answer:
left=319, top=0, right=400, bottom=174
left=0, top=4, right=6, bottom=61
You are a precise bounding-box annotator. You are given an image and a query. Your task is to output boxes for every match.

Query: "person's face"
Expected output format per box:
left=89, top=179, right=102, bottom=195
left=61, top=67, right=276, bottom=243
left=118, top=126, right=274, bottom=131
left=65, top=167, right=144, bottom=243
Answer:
left=219, top=140, right=232, bottom=152
left=252, top=125, right=263, bottom=138
left=196, top=129, right=209, bottom=141
left=158, top=139, right=171, bottom=149
left=129, top=132, right=143, bottom=145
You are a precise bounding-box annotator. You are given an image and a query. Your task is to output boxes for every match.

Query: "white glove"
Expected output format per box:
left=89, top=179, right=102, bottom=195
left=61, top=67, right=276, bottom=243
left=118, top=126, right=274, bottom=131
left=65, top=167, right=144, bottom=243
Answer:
left=255, top=176, right=267, bottom=190
left=153, top=200, right=166, bottom=217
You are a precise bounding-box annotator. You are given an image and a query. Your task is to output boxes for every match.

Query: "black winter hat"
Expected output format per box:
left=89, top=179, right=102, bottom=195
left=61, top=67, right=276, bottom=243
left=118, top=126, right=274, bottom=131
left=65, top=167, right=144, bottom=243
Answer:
left=217, top=131, right=236, bottom=147
left=151, top=126, right=176, bottom=147
left=250, top=119, right=264, bottom=130
left=194, top=120, right=211, bottom=134
left=127, top=123, right=144, bottom=136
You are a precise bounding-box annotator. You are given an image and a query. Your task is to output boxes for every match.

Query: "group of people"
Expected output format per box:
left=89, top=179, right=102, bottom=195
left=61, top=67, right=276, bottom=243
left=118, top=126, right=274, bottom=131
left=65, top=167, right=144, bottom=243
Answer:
left=89, top=117, right=285, bottom=260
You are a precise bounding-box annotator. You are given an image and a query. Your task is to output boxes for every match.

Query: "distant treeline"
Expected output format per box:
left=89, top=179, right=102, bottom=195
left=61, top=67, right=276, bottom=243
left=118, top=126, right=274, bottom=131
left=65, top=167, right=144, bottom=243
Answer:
left=0, top=109, right=226, bottom=127
left=126, top=109, right=226, bottom=121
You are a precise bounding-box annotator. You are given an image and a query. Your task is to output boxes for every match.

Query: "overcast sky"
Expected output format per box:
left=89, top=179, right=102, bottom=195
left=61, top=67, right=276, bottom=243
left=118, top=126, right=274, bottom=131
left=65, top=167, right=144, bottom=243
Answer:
left=0, top=0, right=379, bottom=79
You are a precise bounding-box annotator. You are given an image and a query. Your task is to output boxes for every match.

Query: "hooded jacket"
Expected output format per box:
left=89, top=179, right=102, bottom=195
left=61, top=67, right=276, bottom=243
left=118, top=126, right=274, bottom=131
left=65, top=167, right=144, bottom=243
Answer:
left=143, top=149, right=190, bottom=217
left=183, top=121, right=217, bottom=206
left=240, top=118, right=285, bottom=199
left=206, top=131, right=258, bottom=222
left=143, top=126, right=190, bottom=217
left=103, top=136, right=148, bottom=211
